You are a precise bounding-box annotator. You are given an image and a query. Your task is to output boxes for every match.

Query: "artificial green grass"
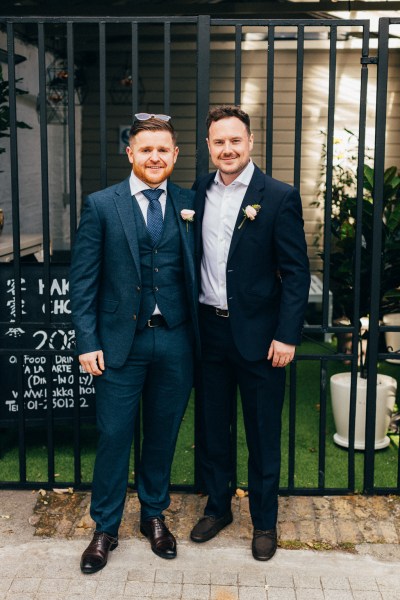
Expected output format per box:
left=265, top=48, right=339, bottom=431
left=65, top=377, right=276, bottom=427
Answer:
left=0, top=340, right=398, bottom=491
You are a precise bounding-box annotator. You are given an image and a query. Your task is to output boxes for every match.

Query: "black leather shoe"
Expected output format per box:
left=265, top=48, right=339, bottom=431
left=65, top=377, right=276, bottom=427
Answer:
left=190, top=511, right=233, bottom=543
left=80, top=531, right=118, bottom=574
left=252, top=527, right=277, bottom=561
left=140, top=517, right=177, bottom=559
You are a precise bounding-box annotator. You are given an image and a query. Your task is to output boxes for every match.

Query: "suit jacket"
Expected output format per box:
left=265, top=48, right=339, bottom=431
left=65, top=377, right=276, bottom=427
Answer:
left=194, top=164, right=310, bottom=362
left=70, top=177, right=199, bottom=368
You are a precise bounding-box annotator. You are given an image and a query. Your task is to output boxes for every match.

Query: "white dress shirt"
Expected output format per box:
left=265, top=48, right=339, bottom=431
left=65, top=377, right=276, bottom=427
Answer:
left=129, top=171, right=167, bottom=221
left=199, top=160, right=255, bottom=308
left=129, top=171, right=168, bottom=316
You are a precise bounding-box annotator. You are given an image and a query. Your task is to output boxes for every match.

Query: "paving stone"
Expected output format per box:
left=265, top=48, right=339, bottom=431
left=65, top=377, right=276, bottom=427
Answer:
left=181, top=583, right=210, bottom=599
left=323, top=591, right=354, bottom=600
left=183, top=570, right=211, bottom=585
left=5, top=594, right=36, bottom=600
left=94, top=580, right=126, bottom=597
left=321, top=576, right=351, bottom=590
left=152, top=582, right=182, bottom=598
left=210, top=572, right=238, bottom=586
left=68, top=579, right=98, bottom=596
left=376, top=575, right=400, bottom=590
left=127, top=568, right=155, bottom=582
left=124, top=581, right=154, bottom=596
left=238, top=586, right=267, bottom=599
left=98, top=567, right=129, bottom=581
left=266, top=588, right=296, bottom=600
left=210, top=585, right=238, bottom=600
left=352, top=592, right=383, bottom=600
left=295, top=589, right=324, bottom=600
left=349, top=576, right=379, bottom=591
left=155, top=569, right=183, bottom=583
left=38, top=578, right=70, bottom=593
left=0, top=582, right=11, bottom=594
left=238, top=572, right=266, bottom=586
left=265, top=572, right=294, bottom=588
left=380, top=593, right=400, bottom=600
left=9, top=579, right=41, bottom=594
left=293, top=574, right=322, bottom=589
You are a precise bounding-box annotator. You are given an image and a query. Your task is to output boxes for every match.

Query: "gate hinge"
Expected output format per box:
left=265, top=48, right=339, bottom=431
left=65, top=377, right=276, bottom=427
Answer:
left=360, top=56, right=378, bottom=65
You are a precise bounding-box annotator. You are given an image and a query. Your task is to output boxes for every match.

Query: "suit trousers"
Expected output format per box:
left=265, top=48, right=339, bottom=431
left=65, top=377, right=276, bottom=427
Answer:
left=197, top=307, right=285, bottom=530
left=90, top=321, right=193, bottom=536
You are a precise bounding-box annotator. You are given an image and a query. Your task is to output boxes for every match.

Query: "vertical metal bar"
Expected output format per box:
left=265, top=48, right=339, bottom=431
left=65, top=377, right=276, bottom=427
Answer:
left=7, top=23, right=22, bottom=324
left=318, top=359, right=327, bottom=489
left=131, top=22, right=139, bottom=116
left=37, top=23, right=51, bottom=323
left=347, top=21, right=371, bottom=490
left=195, top=15, right=210, bottom=178
left=99, top=22, right=107, bottom=189
left=72, top=357, right=82, bottom=487
left=67, top=22, right=78, bottom=245
left=46, top=357, right=55, bottom=484
left=234, top=24, right=242, bottom=106
left=322, top=25, right=337, bottom=334
left=293, top=25, right=304, bottom=191
left=164, top=22, right=171, bottom=115
left=17, top=355, right=26, bottom=483
left=364, top=18, right=390, bottom=493
left=287, top=361, right=297, bottom=491
left=265, top=24, right=275, bottom=176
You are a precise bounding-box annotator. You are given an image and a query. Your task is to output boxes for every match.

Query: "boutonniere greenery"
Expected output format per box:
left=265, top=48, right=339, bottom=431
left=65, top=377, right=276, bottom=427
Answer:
left=238, top=204, right=261, bottom=229
left=180, top=209, right=195, bottom=232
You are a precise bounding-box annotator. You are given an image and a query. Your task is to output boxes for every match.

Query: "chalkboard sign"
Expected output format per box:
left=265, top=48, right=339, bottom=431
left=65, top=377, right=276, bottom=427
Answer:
left=0, top=264, right=96, bottom=423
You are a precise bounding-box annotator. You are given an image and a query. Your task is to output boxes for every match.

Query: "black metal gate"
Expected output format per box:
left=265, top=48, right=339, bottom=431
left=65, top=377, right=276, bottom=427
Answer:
left=0, top=15, right=399, bottom=494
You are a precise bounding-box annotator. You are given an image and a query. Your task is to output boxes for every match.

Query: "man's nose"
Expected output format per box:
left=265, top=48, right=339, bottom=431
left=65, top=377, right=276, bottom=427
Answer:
left=222, top=142, right=233, bottom=154
left=149, top=150, right=161, bottom=161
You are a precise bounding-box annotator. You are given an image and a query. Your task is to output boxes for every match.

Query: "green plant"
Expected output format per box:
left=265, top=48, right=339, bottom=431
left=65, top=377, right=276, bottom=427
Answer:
left=0, top=64, right=32, bottom=157
left=313, top=130, right=400, bottom=323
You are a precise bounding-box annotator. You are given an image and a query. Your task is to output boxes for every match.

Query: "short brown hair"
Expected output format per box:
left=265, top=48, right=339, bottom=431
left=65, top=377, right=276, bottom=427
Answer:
left=206, top=105, right=251, bottom=136
left=129, top=117, right=177, bottom=145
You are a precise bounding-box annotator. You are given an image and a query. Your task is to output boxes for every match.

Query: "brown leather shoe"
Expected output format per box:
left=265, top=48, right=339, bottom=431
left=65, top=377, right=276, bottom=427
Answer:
left=80, top=531, right=118, bottom=574
left=140, top=517, right=177, bottom=559
left=252, top=527, right=277, bottom=561
left=190, top=511, right=233, bottom=543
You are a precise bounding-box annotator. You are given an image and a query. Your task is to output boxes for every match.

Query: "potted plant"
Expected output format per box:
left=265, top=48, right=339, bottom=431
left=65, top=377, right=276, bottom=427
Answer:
left=314, top=130, right=400, bottom=449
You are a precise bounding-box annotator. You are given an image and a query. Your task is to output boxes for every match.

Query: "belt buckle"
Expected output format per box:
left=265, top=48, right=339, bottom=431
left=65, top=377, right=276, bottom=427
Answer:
left=216, top=308, right=229, bottom=318
left=147, top=319, right=157, bottom=328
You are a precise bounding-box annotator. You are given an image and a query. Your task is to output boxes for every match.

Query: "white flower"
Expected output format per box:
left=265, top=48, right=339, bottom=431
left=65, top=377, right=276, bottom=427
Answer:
left=238, top=204, right=261, bottom=229
left=180, top=209, right=195, bottom=231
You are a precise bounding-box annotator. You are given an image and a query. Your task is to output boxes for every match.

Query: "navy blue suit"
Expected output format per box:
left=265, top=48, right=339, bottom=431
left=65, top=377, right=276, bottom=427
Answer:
left=70, top=177, right=199, bottom=535
left=194, top=165, right=310, bottom=529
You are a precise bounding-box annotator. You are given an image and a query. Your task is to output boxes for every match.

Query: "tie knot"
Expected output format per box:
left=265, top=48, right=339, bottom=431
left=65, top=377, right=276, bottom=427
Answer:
left=142, top=188, right=163, bottom=203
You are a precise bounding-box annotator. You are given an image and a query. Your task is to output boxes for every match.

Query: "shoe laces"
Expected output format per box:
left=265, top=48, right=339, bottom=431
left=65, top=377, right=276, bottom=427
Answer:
left=93, top=531, right=118, bottom=546
left=253, top=528, right=276, bottom=539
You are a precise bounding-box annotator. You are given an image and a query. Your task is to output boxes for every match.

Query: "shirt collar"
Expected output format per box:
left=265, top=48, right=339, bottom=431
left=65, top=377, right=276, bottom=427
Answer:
left=129, top=171, right=168, bottom=197
left=214, top=159, right=254, bottom=187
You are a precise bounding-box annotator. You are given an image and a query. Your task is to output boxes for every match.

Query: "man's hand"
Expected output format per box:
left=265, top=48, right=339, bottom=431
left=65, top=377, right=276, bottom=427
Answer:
left=79, top=350, right=105, bottom=376
left=267, top=340, right=295, bottom=368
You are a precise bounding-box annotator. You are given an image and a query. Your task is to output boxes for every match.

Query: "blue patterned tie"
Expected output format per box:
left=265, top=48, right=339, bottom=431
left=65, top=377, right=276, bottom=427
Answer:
left=142, top=188, right=164, bottom=246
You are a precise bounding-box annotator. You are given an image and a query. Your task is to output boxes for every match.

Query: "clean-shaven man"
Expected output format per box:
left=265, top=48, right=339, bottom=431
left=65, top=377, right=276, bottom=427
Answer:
left=191, top=105, right=310, bottom=561
left=70, top=114, right=199, bottom=573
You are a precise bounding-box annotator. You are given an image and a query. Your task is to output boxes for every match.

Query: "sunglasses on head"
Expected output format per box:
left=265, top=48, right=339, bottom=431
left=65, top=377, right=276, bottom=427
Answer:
left=134, top=113, right=171, bottom=122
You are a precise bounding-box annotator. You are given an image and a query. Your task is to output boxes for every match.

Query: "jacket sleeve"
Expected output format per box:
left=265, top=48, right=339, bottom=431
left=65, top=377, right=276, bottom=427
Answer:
left=70, top=196, right=103, bottom=355
left=273, top=188, right=311, bottom=345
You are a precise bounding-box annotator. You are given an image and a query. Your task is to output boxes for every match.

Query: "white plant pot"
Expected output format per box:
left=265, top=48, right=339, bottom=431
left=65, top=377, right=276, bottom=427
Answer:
left=330, top=373, right=397, bottom=450
left=383, top=313, right=400, bottom=364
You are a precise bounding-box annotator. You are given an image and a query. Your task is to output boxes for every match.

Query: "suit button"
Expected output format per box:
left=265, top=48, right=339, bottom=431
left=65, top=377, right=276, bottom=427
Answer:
left=154, top=286, right=158, bottom=292
left=133, top=314, right=137, bottom=320
left=154, top=268, right=159, bottom=272
left=154, top=249, right=158, bottom=254
left=136, top=286, right=141, bottom=292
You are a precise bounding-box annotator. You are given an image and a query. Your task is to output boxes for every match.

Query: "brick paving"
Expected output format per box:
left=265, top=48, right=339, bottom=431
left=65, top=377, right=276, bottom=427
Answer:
left=0, top=490, right=399, bottom=599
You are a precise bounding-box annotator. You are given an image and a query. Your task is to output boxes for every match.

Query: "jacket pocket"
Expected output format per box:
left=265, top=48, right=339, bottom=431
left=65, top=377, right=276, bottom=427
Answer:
left=99, top=299, right=119, bottom=313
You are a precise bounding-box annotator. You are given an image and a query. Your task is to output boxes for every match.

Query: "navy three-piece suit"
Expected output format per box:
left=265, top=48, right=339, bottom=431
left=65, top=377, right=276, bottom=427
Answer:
left=70, top=177, right=199, bottom=535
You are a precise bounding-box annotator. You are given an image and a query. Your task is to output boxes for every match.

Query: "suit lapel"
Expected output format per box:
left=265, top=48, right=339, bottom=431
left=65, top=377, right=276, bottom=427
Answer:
left=227, top=166, right=266, bottom=262
left=167, top=182, right=195, bottom=280
left=114, top=177, right=141, bottom=281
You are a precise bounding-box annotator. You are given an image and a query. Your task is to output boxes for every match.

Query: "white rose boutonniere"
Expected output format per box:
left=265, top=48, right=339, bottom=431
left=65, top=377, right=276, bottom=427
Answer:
left=181, top=209, right=195, bottom=232
left=238, top=204, right=261, bottom=229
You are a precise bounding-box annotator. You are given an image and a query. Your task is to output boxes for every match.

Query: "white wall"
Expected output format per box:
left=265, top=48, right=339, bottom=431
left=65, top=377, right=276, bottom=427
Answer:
left=0, top=31, right=82, bottom=252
